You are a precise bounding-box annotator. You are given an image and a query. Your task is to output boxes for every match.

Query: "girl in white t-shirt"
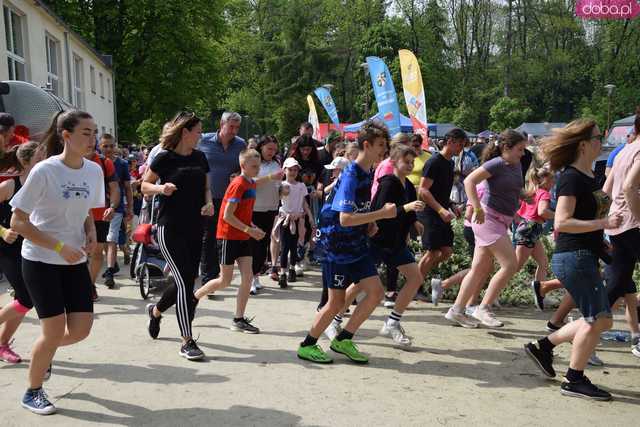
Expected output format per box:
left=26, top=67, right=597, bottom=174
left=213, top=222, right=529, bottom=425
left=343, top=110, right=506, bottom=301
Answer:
left=10, top=111, right=104, bottom=415
left=272, top=157, right=313, bottom=288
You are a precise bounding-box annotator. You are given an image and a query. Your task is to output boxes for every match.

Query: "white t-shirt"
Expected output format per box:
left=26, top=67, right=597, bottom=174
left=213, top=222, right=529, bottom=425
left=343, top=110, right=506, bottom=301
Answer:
left=11, top=156, right=105, bottom=265
left=280, top=181, right=308, bottom=214
left=254, top=160, right=281, bottom=212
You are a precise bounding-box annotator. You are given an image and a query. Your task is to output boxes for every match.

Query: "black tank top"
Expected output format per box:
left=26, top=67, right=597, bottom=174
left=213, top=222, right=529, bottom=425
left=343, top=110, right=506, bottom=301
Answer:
left=0, top=176, right=23, bottom=248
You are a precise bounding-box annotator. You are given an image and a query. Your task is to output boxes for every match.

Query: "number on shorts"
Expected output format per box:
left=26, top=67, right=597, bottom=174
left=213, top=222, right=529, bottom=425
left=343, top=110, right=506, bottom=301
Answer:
left=333, top=274, right=345, bottom=288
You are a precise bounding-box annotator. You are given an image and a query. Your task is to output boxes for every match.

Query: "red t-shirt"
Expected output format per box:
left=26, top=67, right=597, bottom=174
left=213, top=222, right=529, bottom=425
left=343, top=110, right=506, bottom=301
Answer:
left=216, top=175, right=256, bottom=241
left=517, top=188, right=551, bottom=222
left=89, top=154, right=117, bottom=221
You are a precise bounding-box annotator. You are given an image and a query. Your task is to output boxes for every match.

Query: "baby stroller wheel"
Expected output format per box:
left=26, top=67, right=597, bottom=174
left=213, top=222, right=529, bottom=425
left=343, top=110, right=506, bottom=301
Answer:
left=138, top=263, right=151, bottom=300
left=130, top=243, right=142, bottom=279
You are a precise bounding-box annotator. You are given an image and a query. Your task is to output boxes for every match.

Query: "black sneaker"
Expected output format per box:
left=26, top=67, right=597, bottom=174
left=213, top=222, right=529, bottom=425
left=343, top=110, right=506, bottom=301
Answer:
left=146, top=303, right=161, bottom=339
left=113, top=262, right=120, bottom=274
left=278, top=274, right=288, bottom=289
left=288, top=268, right=297, bottom=283
left=524, top=342, right=556, bottom=378
left=123, top=252, right=131, bottom=265
left=179, top=339, right=205, bottom=361
left=104, top=271, right=115, bottom=289
left=546, top=321, right=564, bottom=332
left=231, top=317, right=260, bottom=334
left=531, top=280, right=545, bottom=311
left=561, top=376, right=612, bottom=401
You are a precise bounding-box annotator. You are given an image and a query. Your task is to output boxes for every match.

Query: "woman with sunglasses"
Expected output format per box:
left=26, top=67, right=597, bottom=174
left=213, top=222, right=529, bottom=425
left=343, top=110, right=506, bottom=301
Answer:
left=142, top=112, right=213, bottom=361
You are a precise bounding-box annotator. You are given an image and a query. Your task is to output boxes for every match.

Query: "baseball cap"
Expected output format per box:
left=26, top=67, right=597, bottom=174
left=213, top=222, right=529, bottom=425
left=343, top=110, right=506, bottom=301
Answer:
left=324, top=156, right=349, bottom=170
left=283, top=157, right=301, bottom=169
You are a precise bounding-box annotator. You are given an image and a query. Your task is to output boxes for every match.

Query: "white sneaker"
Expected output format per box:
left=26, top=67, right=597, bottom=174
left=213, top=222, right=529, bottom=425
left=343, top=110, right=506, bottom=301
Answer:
left=254, top=276, right=263, bottom=290
left=588, top=351, right=604, bottom=366
left=431, top=278, right=443, bottom=306
left=472, top=306, right=504, bottom=328
left=464, top=305, right=478, bottom=317
left=324, top=320, right=342, bottom=341
left=631, top=337, right=640, bottom=358
left=250, top=278, right=258, bottom=296
left=295, top=263, right=304, bottom=276
left=444, top=308, right=479, bottom=328
left=380, top=321, right=412, bottom=347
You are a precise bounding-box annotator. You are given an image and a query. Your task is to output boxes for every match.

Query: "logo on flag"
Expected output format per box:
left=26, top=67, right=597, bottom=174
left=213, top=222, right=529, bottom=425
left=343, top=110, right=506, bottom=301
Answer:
left=376, top=72, right=386, bottom=87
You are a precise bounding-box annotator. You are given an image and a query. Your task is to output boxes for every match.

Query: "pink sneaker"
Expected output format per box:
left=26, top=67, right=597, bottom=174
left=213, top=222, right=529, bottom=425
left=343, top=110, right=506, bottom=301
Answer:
left=0, top=342, right=22, bottom=363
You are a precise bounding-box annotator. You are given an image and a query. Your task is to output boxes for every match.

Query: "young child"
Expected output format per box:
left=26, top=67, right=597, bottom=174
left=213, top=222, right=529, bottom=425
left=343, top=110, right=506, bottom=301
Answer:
left=514, top=166, right=555, bottom=309
left=272, top=157, right=314, bottom=288
left=296, top=121, right=397, bottom=364
left=195, top=149, right=266, bottom=333
left=322, top=156, right=350, bottom=198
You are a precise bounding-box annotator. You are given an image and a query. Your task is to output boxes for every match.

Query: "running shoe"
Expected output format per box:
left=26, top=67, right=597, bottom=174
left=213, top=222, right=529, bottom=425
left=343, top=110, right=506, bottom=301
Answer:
left=383, top=293, right=397, bottom=308
left=324, top=319, right=342, bottom=341
left=250, top=278, right=258, bottom=296
left=287, top=268, right=297, bottom=283
left=21, top=388, right=56, bottom=415
left=530, top=280, right=545, bottom=311
left=431, top=278, right=443, bottom=306
left=444, top=308, right=479, bottom=328
left=330, top=338, right=368, bottom=364
left=297, top=344, right=333, bottom=364
left=123, top=252, right=131, bottom=265
left=560, top=376, right=612, bottom=401
left=146, top=303, right=161, bottom=339
left=380, top=321, right=412, bottom=348
left=414, top=288, right=430, bottom=302
left=632, top=336, right=640, bottom=358
left=523, top=341, right=556, bottom=378
left=278, top=274, right=288, bottom=289
left=0, top=340, right=21, bottom=363
left=472, top=306, right=504, bottom=328
left=546, top=321, right=565, bottom=332
left=270, top=269, right=279, bottom=282
left=295, top=263, right=304, bottom=277
left=464, top=305, right=477, bottom=317
left=231, top=317, right=260, bottom=334
left=179, top=339, right=205, bottom=361
left=104, top=270, right=115, bottom=289
left=587, top=351, right=604, bottom=367
left=254, top=276, right=263, bottom=290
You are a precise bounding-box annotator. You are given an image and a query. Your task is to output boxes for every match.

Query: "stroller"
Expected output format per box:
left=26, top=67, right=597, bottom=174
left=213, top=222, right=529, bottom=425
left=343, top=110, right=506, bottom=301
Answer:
left=130, top=195, right=173, bottom=299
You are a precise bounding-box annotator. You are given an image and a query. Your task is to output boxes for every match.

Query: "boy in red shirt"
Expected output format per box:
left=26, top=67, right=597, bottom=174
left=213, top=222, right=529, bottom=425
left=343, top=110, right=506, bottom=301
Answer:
left=195, top=149, right=265, bottom=333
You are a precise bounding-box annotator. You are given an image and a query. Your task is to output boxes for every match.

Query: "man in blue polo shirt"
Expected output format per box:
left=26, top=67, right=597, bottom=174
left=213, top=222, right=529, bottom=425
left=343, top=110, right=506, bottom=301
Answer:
left=198, top=112, right=247, bottom=282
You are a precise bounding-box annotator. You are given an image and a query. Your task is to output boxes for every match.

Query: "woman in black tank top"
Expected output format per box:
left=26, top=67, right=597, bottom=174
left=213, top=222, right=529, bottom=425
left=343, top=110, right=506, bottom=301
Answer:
left=0, top=142, right=42, bottom=364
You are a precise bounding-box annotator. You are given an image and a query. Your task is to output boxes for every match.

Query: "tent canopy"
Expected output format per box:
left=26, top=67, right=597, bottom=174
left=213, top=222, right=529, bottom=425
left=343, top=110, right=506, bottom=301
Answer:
left=477, top=130, right=496, bottom=138
left=613, top=114, right=636, bottom=126
left=429, top=123, right=476, bottom=139
left=515, top=122, right=567, bottom=138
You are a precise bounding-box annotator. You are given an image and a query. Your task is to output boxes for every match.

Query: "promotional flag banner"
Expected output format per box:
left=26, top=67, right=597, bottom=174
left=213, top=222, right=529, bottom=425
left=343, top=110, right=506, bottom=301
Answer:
left=398, top=49, right=428, bottom=137
left=314, top=87, right=340, bottom=127
left=366, top=56, right=401, bottom=136
left=306, top=95, right=321, bottom=140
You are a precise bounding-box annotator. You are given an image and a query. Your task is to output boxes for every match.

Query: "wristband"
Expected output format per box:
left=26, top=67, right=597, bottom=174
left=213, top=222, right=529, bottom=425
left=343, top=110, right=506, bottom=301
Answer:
left=438, top=207, right=447, bottom=216
left=0, top=226, right=6, bottom=239
left=474, top=207, right=483, bottom=213
left=53, top=241, right=64, bottom=253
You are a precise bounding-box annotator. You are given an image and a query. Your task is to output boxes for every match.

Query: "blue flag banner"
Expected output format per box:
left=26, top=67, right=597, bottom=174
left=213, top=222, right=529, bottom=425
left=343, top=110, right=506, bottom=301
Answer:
left=314, top=87, right=340, bottom=127
left=366, top=56, right=401, bottom=136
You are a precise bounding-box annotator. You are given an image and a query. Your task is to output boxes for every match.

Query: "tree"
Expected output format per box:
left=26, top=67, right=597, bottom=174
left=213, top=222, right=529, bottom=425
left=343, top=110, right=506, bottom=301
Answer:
left=489, top=97, right=532, bottom=131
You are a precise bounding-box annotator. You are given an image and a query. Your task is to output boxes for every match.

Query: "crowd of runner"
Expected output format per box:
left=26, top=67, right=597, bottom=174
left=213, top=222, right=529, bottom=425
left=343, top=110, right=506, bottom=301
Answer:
left=0, top=106, right=639, bottom=414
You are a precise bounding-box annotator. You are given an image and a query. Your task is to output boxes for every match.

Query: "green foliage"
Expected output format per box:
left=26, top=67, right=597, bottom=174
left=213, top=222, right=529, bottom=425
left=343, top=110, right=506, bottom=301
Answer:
left=489, top=97, right=533, bottom=131
left=135, top=118, right=162, bottom=147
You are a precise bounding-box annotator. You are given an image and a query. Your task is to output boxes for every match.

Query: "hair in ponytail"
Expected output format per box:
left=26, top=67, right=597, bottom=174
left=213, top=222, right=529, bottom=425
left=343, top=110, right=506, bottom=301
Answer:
left=42, top=110, right=94, bottom=158
left=481, top=129, right=526, bottom=163
left=523, top=164, right=553, bottom=199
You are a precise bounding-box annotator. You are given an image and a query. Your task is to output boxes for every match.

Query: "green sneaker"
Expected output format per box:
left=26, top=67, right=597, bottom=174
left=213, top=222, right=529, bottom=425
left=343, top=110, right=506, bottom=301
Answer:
left=297, top=344, right=333, bottom=364
left=330, top=338, right=369, bottom=364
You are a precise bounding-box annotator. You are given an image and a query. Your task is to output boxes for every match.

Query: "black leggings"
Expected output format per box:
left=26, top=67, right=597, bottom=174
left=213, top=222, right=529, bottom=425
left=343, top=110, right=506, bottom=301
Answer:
left=280, top=226, right=299, bottom=269
left=156, top=225, right=202, bottom=338
left=250, top=210, right=277, bottom=275
left=0, top=243, right=32, bottom=309
left=200, top=199, right=223, bottom=281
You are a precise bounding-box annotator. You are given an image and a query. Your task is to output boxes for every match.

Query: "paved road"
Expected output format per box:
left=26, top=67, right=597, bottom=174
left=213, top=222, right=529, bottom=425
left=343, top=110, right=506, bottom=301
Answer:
left=1, top=267, right=639, bottom=426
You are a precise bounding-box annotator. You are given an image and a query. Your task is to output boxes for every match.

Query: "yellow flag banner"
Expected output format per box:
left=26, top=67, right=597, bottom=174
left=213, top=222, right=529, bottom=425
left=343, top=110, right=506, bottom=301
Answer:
left=307, top=95, right=321, bottom=140
left=398, top=49, right=428, bottom=137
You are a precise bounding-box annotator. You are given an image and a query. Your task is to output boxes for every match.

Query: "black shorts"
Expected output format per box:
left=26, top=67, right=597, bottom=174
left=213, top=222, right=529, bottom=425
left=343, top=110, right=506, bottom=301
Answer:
left=463, top=226, right=475, bottom=258
left=419, top=211, right=454, bottom=250
left=217, top=239, right=252, bottom=266
left=322, top=257, right=378, bottom=290
left=94, top=220, right=110, bottom=243
left=605, top=228, right=640, bottom=298
left=22, top=259, right=93, bottom=319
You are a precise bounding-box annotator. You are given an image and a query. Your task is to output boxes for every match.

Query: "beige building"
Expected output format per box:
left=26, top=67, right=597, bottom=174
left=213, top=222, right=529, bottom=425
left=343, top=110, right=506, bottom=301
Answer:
left=1, top=0, right=116, bottom=136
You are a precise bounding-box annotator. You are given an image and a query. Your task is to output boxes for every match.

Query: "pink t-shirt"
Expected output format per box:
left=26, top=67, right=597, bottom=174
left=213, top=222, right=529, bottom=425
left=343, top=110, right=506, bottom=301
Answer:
left=371, top=158, right=395, bottom=199
left=517, top=188, right=551, bottom=222
left=605, top=141, right=640, bottom=236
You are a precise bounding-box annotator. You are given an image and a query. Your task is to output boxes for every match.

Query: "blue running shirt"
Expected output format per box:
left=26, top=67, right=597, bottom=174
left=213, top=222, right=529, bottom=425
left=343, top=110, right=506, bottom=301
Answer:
left=317, top=162, right=372, bottom=264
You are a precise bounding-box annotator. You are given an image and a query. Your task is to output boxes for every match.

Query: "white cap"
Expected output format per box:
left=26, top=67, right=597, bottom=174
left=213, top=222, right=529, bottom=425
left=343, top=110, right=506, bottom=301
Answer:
left=324, top=156, right=349, bottom=170
left=283, top=157, right=301, bottom=169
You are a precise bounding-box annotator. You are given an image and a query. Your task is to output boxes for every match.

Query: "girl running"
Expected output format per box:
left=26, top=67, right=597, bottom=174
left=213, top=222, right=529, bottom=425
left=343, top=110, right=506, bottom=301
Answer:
left=142, top=112, right=213, bottom=361
left=445, top=130, right=526, bottom=328
left=0, top=142, right=41, bottom=364
left=524, top=119, right=621, bottom=401
left=11, top=111, right=104, bottom=415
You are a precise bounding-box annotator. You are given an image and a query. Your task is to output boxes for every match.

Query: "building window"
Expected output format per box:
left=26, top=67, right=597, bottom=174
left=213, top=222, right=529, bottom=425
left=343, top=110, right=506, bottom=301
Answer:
left=99, top=72, right=104, bottom=99
left=107, top=77, right=112, bottom=103
left=72, top=54, right=84, bottom=109
left=90, top=65, right=96, bottom=94
left=4, top=5, right=27, bottom=81
left=45, top=33, right=61, bottom=96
